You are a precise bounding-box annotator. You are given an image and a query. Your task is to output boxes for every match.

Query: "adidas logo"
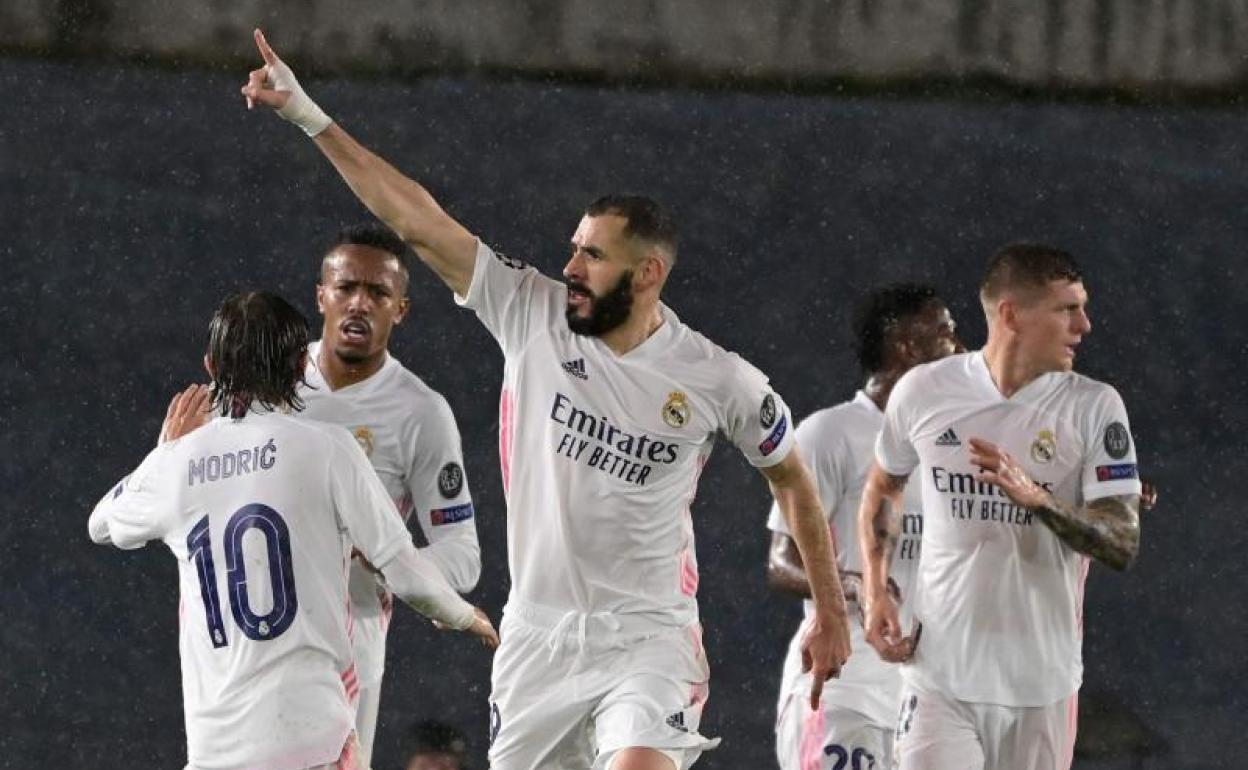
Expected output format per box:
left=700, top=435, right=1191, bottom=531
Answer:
left=666, top=711, right=688, bottom=732
left=935, top=428, right=961, bottom=447
left=561, top=358, right=588, bottom=380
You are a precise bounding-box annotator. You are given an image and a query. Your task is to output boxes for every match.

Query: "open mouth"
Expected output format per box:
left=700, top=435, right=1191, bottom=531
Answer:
left=566, top=285, right=592, bottom=310
left=341, top=318, right=371, bottom=343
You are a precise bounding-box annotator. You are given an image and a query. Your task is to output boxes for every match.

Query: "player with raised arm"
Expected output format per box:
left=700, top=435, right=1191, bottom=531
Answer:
left=88, top=291, right=497, bottom=770
left=241, top=29, right=851, bottom=770
left=859, top=244, right=1142, bottom=770
left=298, top=222, right=483, bottom=767
left=769, top=284, right=962, bottom=770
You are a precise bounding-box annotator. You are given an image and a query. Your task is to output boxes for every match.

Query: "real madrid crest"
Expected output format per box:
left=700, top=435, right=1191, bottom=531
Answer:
left=353, top=427, right=375, bottom=458
left=662, top=391, right=691, bottom=429
left=1030, top=429, right=1056, bottom=464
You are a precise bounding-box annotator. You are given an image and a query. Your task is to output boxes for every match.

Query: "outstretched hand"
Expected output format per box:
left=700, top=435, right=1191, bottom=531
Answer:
left=240, top=29, right=332, bottom=136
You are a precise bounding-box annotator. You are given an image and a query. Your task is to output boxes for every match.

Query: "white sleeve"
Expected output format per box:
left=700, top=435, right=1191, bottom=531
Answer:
left=1080, top=385, right=1143, bottom=502
left=766, top=416, right=842, bottom=535
left=454, top=239, right=562, bottom=356
left=327, top=427, right=475, bottom=629
left=875, top=370, right=921, bottom=476
left=406, top=395, right=481, bottom=593
left=721, top=355, right=797, bottom=469
left=88, top=446, right=172, bottom=550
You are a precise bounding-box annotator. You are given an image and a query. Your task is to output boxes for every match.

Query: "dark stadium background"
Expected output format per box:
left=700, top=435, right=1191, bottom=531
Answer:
left=3, top=49, right=1246, bottom=770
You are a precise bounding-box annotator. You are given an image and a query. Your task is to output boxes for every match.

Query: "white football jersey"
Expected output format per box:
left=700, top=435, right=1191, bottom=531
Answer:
left=299, top=341, right=480, bottom=685
left=768, top=391, right=923, bottom=728
left=456, top=241, right=796, bottom=625
left=876, top=351, right=1142, bottom=707
left=87, top=412, right=469, bottom=770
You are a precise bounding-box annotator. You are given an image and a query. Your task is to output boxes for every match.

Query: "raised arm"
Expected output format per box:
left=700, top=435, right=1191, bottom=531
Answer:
left=857, top=461, right=916, bottom=662
left=969, top=438, right=1140, bottom=570
left=241, top=29, right=478, bottom=296
left=761, top=451, right=851, bottom=709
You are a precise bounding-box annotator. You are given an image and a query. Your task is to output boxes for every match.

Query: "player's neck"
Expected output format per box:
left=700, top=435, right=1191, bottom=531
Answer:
left=982, top=338, right=1047, bottom=398
left=318, top=343, right=386, bottom=391
left=599, top=304, right=665, bottom=356
left=863, top=373, right=901, bottom=412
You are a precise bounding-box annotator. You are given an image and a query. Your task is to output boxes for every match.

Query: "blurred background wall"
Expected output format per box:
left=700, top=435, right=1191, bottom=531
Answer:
left=6, top=0, right=1248, bottom=90
left=2, top=2, right=1245, bottom=770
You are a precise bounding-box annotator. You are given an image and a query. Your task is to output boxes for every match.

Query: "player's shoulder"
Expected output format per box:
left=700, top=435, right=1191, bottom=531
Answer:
left=892, top=351, right=974, bottom=402
left=380, top=362, right=460, bottom=428
left=269, top=411, right=357, bottom=448
left=1057, top=370, right=1127, bottom=411
left=667, top=317, right=769, bottom=391
left=799, top=396, right=874, bottom=436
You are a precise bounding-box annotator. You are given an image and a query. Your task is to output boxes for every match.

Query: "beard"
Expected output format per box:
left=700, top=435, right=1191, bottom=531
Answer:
left=332, top=345, right=370, bottom=365
left=565, top=271, right=635, bottom=337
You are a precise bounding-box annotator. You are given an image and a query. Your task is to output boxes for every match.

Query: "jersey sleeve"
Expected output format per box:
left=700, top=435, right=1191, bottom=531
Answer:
left=721, top=355, right=796, bottom=469
left=876, top=370, right=921, bottom=476
left=406, top=395, right=482, bottom=593
left=326, top=426, right=476, bottom=629
left=454, top=239, right=562, bottom=356
left=87, top=445, right=173, bottom=550
left=1079, top=385, right=1143, bottom=501
left=767, top=415, right=843, bottom=535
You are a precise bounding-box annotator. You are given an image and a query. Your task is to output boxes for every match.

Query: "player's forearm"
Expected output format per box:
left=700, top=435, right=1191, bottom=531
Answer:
left=776, top=480, right=848, bottom=621
left=1030, top=494, right=1140, bottom=571
left=419, top=536, right=482, bottom=594
left=765, top=543, right=812, bottom=598
left=858, top=470, right=902, bottom=600
left=375, top=545, right=476, bottom=629
left=312, top=125, right=474, bottom=293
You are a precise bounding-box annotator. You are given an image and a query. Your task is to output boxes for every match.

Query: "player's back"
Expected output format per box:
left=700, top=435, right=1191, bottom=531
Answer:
left=123, top=413, right=359, bottom=770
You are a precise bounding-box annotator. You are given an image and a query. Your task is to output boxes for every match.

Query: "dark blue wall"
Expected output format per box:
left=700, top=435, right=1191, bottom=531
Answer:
left=2, top=57, right=1245, bottom=769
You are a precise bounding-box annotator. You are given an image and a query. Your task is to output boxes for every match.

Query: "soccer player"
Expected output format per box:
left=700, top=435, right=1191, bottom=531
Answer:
left=88, top=291, right=498, bottom=770
left=241, top=29, right=852, bottom=770
left=768, top=284, right=962, bottom=770
left=299, top=222, right=483, bottom=767
left=859, top=244, right=1143, bottom=770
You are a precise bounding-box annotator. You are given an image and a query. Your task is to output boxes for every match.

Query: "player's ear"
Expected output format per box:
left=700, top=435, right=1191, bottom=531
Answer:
left=315, top=282, right=327, bottom=315
left=635, top=251, right=667, bottom=293
left=394, top=295, right=410, bottom=325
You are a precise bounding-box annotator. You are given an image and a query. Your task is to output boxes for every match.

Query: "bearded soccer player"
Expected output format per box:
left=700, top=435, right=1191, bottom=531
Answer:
left=768, top=284, right=962, bottom=770
left=859, top=245, right=1142, bottom=770
left=88, top=291, right=498, bottom=770
left=242, top=29, right=851, bottom=770
left=298, top=223, right=482, bottom=767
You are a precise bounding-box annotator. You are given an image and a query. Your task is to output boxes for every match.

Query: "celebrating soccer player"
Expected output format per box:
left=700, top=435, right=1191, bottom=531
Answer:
left=298, top=223, right=483, bottom=767
left=242, top=28, right=852, bottom=770
left=768, top=284, right=962, bottom=770
left=88, top=291, right=498, bottom=770
left=859, top=245, right=1143, bottom=770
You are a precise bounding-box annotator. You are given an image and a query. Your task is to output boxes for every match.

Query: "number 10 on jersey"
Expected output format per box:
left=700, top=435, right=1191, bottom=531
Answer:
left=187, top=504, right=299, bottom=648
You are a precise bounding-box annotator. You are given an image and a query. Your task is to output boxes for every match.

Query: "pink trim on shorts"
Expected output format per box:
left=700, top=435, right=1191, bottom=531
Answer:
left=499, top=388, right=514, bottom=495
left=341, top=663, right=360, bottom=705
left=689, top=623, right=707, bottom=663
left=799, top=700, right=825, bottom=770
left=334, top=734, right=362, bottom=770
left=1060, top=692, right=1079, bottom=770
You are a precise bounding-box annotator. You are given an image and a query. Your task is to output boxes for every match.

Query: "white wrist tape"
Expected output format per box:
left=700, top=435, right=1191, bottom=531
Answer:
left=267, top=60, right=332, bottom=137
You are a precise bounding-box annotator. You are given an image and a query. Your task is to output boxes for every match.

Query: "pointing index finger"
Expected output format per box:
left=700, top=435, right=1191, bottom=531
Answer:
left=254, top=28, right=279, bottom=65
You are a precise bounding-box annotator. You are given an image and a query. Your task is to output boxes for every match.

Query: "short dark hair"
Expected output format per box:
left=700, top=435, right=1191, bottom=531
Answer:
left=980, top=243, right=1082, bottom=303
left=585, top=194, right=679, bottom=263
left=407, top=719, right=468, bottom=767
left=852, top=283, right=940, bottom=374
left=322, top=222, right=410, bottom=289
left=206, top=291, right=310, bottom=417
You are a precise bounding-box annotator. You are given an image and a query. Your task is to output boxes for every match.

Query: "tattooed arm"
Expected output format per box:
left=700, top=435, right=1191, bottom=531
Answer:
left=968, top=438, right=1141, bottom=570
left=857, top=462, right=917, bottom=662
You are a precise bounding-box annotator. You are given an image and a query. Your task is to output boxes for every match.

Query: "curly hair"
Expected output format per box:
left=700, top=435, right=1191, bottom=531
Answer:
left=852, top=283, right=940, bottom=374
